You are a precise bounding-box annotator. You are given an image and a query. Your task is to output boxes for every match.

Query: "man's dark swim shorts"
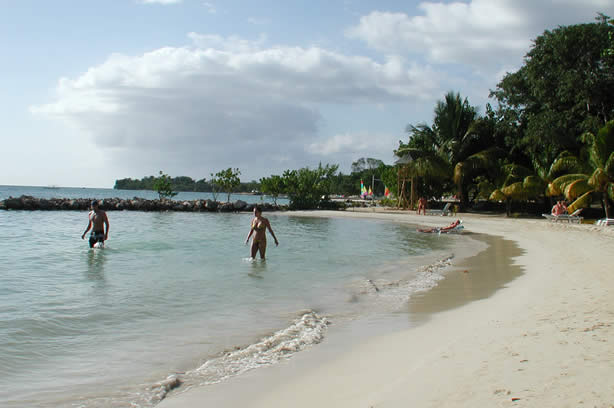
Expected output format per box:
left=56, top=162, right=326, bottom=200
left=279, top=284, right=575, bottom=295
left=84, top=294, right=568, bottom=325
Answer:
left=89, top=231, right=105, bottom=248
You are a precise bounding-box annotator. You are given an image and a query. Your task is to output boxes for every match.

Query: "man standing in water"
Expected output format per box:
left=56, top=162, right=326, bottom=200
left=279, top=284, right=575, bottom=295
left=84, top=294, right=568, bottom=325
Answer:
left=82, top=200, right=109, bottom=248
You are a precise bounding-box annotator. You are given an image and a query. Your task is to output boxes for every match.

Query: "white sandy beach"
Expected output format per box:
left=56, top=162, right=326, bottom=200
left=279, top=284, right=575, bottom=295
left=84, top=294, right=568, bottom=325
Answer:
left=159, top=211, right=614, bottom=408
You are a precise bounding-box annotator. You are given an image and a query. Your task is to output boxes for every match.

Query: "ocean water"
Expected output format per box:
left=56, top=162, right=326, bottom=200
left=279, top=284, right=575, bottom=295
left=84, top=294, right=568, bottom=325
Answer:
left=0, top=188, right=461, bottom=407
left=0, top=185, right=288, bottom=205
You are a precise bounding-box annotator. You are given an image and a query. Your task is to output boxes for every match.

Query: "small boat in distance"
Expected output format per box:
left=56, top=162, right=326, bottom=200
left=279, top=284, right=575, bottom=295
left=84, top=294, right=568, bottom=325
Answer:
left=44, top=185, right=60, bottom=189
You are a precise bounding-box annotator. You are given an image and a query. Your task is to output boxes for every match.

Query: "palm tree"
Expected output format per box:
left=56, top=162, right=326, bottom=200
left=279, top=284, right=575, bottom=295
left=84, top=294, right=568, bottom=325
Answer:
left=489, top=164, right=545, bottom=216
left=453, top=145, right=505, bottom=207
left=539, top=151, right=588, bottom=210
left=394, top=147, right=450, bottom=208
left=403, top=91, right=479, bottom=207
left=563, top=121, right=614, bottom=218
left=432, top=92, right=478, bottom=164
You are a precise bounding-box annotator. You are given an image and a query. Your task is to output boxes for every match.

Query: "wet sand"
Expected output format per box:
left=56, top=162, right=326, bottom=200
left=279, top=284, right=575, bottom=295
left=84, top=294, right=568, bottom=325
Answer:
left=158, top=211, right=614, bottom=408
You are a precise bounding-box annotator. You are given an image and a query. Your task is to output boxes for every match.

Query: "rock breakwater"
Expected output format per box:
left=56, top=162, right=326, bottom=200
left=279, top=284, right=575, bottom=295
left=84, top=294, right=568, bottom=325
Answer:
left=0, top=195, right=284, bottom=213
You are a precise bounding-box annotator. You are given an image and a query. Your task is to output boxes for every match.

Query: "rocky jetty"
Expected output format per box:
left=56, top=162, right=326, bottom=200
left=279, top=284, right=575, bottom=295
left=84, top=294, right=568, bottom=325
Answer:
left=0, top=195, right=283, bottom=213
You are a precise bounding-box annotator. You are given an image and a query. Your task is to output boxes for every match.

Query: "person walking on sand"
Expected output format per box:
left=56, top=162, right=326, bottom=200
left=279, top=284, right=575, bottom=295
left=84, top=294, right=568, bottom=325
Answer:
left=245, top=206, right=278, bottom=259
left=82, top=200, right=109, bottom=248
left=417, top=197, right=427, bottom=215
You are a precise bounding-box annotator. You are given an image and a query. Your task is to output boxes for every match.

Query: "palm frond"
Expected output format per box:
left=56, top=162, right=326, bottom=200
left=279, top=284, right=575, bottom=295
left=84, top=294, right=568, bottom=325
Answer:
left=588, top=121, right=614, bottom=169
left=588, top=168, right=609, bottom=191
left=546, top=182, right=561, bottom=197
left=489, top=189, right=507, bottom=202
left=411, top=156, right=451, bottom=179
left=564, top=179, right=592, bottom=202
left=453, top=162, right=464, bottom=185
left=604, top=151, right=614, bottom=179
left=452, top=147, right=502, bottom=184
left=501, top=182, right=526, bottom=200
left=394, top=147, right=424, bottom=159
left=523, top=176, right=545, bottom=198
left=567, top=191, right=593, bottom=214
left=501, top=163, right=534, bottom=179
left=547, top=154, right=583, bottom=180
left=477, top=179, right=496, bottom=199
left=551, top=174, right=588, bottom=196
left=597, top=120, right=614, bottom=159
left=580, top=131, right=596, bottom=145
left=503, top=174, right=521, bottom=188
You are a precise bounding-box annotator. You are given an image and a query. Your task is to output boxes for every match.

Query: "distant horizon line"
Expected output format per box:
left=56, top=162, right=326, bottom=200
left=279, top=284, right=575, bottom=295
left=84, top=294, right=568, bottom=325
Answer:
left=1, top=184, right=114, bottom=190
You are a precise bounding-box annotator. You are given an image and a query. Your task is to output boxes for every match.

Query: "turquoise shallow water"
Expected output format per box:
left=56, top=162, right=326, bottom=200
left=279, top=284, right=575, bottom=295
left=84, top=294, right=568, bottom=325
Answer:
left=0, top=189, right=457, bottom=407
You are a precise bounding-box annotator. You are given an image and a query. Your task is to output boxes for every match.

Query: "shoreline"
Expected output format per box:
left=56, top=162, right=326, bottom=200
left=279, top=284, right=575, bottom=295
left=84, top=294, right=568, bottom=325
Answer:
left=158, top=210, right=614, bottom=407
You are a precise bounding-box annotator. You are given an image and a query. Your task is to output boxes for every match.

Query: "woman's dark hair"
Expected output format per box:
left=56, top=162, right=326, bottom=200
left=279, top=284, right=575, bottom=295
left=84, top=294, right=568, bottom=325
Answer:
left=254, top=205, right=263, bottom=213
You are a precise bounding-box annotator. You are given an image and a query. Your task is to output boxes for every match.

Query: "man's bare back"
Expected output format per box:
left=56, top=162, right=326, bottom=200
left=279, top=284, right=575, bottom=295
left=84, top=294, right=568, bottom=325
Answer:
left=82, top=200, right=109, bottom=248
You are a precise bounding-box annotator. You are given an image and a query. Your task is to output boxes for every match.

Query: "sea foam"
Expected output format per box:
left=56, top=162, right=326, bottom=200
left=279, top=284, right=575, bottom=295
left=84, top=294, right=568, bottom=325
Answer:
left=145, top=310, right=329, bottom=405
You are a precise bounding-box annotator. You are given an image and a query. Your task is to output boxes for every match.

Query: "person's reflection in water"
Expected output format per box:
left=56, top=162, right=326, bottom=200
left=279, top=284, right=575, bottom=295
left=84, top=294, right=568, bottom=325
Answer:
left=247, top=257, right=267, bottom=279
left=86, top=247, right=107, bottom=282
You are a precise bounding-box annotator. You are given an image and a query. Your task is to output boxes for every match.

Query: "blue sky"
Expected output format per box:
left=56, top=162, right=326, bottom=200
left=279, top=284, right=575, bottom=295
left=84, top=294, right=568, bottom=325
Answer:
left=2, top=0, right=612, bottom=187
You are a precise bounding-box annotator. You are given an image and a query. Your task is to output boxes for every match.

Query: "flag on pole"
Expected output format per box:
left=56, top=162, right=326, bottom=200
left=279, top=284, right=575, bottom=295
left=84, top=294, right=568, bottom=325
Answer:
left=384, top=186, right=390, bottom=197
left=360, top=180, right=367, bottom=196
left=368, top=186, right=373, bottom=196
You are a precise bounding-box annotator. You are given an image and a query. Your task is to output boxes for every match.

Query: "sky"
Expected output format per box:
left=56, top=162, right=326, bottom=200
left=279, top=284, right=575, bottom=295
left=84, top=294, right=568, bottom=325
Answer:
left=2, top=0, right=613, bottom=188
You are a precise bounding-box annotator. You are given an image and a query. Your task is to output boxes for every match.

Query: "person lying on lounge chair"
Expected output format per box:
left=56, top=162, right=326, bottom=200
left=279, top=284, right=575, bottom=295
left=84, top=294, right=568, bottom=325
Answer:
left=551, top=201, right=568, bottom=216
left=418, top=219, right=461, bottom=233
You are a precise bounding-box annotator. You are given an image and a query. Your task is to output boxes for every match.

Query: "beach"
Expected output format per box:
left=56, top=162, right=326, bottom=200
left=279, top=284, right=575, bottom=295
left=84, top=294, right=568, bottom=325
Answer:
left=158, top=211, right=614, bottom=408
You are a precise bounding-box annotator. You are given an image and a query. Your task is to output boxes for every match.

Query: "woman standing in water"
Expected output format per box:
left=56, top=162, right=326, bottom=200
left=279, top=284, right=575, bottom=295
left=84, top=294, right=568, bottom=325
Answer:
left=245, top=206, right=279, bottom=259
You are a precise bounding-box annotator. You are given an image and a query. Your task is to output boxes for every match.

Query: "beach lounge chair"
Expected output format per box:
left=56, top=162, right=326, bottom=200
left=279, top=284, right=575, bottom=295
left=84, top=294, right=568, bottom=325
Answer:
left=542, top=208, right=583, bottom=223
left=596, top=218, right=614, bottom=226
left=425, top=202, right=452, bottom=216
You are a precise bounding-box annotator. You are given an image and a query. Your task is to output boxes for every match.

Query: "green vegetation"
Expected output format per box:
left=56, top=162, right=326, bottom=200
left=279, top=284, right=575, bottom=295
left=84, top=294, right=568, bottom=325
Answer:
left=114, top=175, right=259, bottom=195
left=210, top=168, right=242, bottom=203
left=113, top=16, right=614, bottom=216
left=394, top=15, right=614, bottom=217
left=259, top=175, right=284, bottom=205
left=282, top=164, right=339, bottom=210
left=152, top=171, right=178, bottom=201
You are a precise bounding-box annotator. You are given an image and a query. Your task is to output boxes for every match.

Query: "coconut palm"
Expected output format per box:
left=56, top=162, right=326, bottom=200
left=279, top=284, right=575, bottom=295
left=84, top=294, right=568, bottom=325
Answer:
left=564, top=121, right=614, bottom=218
left=439, top=101, right=510, bottom=208
left=403, top=92, right=481, bottom=206
left=394, top=147, right=450, bottom=208
left=453, top=146, right=505, bottom=207
left=432, top=92, right=478, bottom=162
left=489, top=164, right=545, bottom=216
left=538, top=151, right=588, bottom=211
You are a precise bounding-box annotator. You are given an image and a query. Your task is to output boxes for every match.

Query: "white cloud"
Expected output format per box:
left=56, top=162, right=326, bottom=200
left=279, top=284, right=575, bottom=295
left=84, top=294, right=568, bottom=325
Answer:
left=31, top=35, right=439, bottom=179
left=346, top=0, right=614, bottom=72
left=139, top=0, right=182, bottom=5
left=203, top=2, right=216, bottom=14
left=308, top=132, right=393, bottom=156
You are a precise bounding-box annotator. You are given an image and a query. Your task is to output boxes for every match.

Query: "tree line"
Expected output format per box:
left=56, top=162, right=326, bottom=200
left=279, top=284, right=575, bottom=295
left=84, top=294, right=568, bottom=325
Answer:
left=395, top=14, right=614, bottom=217
left=115, top=160, right=396, bottom=209
left=114, top=174, right=260, bottom=194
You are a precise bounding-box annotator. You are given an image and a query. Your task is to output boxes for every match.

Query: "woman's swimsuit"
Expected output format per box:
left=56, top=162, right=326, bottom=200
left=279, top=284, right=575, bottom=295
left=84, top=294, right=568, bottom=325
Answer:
left=251, top=220, right=267, bottom=248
